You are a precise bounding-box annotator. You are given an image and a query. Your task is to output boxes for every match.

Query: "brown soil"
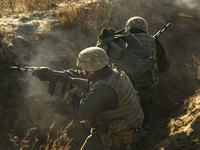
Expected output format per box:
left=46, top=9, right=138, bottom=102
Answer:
left=0, top=0, right=200, bottom=150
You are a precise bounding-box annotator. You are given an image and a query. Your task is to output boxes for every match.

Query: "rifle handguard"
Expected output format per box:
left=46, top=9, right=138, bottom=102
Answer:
left=32, top=66, right=52, bottom=81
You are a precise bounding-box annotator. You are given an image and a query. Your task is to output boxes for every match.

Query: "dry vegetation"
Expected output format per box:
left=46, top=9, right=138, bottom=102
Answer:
left=185, top=55, right=200, bottom=80
left=0, top=0, right=113, bottom=60
left=0, top=1, right=113, bottom=149
left=0, top=0, right=64, bottom=16
left=166, top=92, right=200, bottom=149
left=0, top=27, right=12, bottom=50
left=0, top=26, right=15, bottom=69
left=1, top=0, right=200, bottom=149
left=9, top=121, right=73, bottom=150
left=0, top=0, right=113, bottom=30
left=56, top=0, right=113, bottom=29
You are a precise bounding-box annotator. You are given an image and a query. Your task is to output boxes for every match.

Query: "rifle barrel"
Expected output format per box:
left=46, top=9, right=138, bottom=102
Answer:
left=153, top=23, right=171, bottom=38
left=11, top=66, right=39, bottom=72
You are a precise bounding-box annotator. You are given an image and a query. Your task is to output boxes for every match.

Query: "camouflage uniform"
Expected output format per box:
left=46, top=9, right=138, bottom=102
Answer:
left=130, top=33, right=159, bottom=110
left=125, top=17, right=169, bottom=125
left=65, top=47, right=144, bottom=150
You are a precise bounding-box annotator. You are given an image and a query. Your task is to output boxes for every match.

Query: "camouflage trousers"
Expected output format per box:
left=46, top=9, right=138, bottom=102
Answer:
left=137, top=85, right=157, bottom=110
left=137, top=85, right=157, bottom=127
left=81, top=128, right=137, bottom=150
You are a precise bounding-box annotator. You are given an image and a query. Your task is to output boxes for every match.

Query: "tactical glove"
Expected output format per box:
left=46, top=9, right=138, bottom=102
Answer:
left=32, top=66, right=52, bottom=81
left=64, top=86, right=84, bottom=104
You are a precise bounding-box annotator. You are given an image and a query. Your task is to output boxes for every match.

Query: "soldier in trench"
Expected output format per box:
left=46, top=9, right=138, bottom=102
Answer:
left=124, top=16, right=170, bottom=126
left=95, top=16, right=170, bottom=127
left=56, top=47, right=144, bottom=150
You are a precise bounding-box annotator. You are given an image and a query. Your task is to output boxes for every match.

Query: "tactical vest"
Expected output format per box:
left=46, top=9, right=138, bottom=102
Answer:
left=90, top=69, right=144, bottom=128
left=133, top=33, right=157, bottom=61
left=133, top=33, right=159, bottom=91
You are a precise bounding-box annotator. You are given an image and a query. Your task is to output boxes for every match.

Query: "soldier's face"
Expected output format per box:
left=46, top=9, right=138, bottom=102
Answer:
left=83, top=70, right=95, bottom=78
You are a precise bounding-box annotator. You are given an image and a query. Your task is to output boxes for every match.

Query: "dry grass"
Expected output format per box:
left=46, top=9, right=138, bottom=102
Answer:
left=56, top=0, right=113, bottom=30
left=57, top=6, right=79, bottom=28
left=0, top=27, right=11, bottom=37
left=0, top=0, right=65, bottom=16
left=23, top=0, right=63, bottom=11
left=0, top=1, right=113, bottom=149
left=9, top=121, right=73, bottom=150
left=0, top=0, right=113, bottom=31
left=0, top=27, right=13, bottom=56
left=185, top=54, right=200, bottom=79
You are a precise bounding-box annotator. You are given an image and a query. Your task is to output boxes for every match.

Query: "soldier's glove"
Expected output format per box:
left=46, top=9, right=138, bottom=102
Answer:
left=64, top=86, right=84, bottom=104
left=32, top=66, right=52, bottom=81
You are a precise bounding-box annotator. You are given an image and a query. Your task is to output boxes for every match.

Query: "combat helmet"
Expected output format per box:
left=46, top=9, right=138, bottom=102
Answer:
left=125, top=16, right=148, bottom=33
left=76, top=47, right=109, bottom=72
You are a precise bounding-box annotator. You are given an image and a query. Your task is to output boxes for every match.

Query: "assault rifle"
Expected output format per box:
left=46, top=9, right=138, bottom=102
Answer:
left=11, top=65, right=88, bottom=95
left=153, top=23, right=171, bottom=39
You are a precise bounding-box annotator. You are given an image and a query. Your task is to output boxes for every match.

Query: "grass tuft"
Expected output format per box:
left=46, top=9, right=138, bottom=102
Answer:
left=0, top=0, right=113, bottom=32
left=9, top=121, right=73, bottom=150
left=0, top=27, right=13, bottom=55
left=56, top=0, right=113, bottom=30
left=57, top=6, right=79, bottom=28
left=0, top=0, right=65, bottom=16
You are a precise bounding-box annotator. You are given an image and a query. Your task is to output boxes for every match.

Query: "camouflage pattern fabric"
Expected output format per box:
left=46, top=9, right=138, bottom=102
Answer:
left=90, top=69, right=143, bottom=149
left=133, top=33, right=157, bottom=62
left=125, top=16, right=148, bottom=33
left=65, top=67, right=143, bottom=150
left=76, top=47, right=109, bottom=72
left=92, top=69, right=144, bottom=128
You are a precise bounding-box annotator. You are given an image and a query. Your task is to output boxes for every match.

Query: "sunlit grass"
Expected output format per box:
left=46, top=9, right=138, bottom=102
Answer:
left=0, top=27, right=13, bottom=52
left=0, top=0, right=65, bottom=16
left=9, top=121, right=73, bottom=150
left=56, top=0, right=113, bottom=30
left=0, top=0, right=113, bottom=30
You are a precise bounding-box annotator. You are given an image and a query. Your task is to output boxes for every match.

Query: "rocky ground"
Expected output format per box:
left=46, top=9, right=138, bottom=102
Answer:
left=0, top=0, right=200, bottom=149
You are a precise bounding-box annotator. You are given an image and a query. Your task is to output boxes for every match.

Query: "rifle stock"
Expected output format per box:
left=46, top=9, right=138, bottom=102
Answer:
left=11, top=65, right=88, bottom=95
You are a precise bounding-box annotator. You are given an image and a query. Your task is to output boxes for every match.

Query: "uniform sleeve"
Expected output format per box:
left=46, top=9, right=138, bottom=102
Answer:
left=70, top=84, right=118, bottom=121
left=60, top=69, right=87, bottom=93
left=63, top=69, right=86, bottom=78
left=156, top=39, right=170, bottom=74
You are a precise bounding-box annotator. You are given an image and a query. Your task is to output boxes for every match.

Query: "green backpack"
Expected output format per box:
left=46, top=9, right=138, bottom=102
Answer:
left=96, top=28, right=156, bottom=80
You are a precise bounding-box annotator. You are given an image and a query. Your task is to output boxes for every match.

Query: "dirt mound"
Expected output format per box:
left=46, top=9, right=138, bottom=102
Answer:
left=155, top=92, right=200, bottom=149
left=0, top=0, right=200, bottom=149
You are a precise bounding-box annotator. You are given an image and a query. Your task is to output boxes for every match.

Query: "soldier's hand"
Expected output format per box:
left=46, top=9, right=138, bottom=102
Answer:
left=63, top=86, right=83, bottom=104
left=32, top=66, right=52, bottom=81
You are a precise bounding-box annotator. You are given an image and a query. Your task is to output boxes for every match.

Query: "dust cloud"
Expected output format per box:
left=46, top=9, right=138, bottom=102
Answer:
left=15, top=0, right=200, bottom=145
left=1, top=0, right=200, bottom=149
left=17, top=35, right=78, bottom=136
left=174, top=0, right=200, bottom=9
